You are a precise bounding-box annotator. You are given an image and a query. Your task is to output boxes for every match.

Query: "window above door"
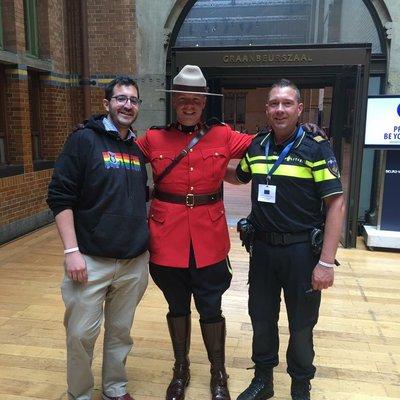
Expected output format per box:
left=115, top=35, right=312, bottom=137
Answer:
left=175, top=0, right=383, bottom=55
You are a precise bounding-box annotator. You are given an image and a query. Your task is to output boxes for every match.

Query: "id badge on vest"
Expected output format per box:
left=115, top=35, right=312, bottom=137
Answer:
left=259, top=127, right=303, bottom=205
left=258, top=184, right=276, bottom=203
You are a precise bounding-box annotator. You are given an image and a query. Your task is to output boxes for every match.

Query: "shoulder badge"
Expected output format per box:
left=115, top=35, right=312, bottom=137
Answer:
left=312, top=135, right=326, bottom=143
left=326, top=156, right=340, bottom=177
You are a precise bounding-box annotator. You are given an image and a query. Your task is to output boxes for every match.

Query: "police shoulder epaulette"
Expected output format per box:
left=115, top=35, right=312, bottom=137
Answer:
left=312, top=135, right=326, bottom=143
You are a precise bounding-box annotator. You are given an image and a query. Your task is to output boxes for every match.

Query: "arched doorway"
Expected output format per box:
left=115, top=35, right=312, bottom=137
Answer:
left=174, top=0, right=384, bottom=51
left=166, top=0, right=388, bottom=248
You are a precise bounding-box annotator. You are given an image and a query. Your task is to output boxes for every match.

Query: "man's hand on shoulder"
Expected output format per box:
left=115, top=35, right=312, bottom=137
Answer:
left=224, top=165, right=242, bottom=185
left=65, top=252, right=88, bottom=283
left=312, top=264, right=334, bottom=290
left=301, top=122, right=328, bottom=139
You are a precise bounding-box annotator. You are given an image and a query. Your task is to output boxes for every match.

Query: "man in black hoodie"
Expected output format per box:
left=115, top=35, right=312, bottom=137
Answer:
left=47, top=76, right=149, bottom=400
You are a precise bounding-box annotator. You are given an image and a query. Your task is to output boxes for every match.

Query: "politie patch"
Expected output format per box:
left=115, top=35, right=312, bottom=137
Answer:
left=327, top=157, right=340, bottom=178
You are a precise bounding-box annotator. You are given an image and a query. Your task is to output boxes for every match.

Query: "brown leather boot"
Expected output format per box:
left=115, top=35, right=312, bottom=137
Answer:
left=166, top=315, right=191, bottom=400
left=200, top=318, right=231, bottom=400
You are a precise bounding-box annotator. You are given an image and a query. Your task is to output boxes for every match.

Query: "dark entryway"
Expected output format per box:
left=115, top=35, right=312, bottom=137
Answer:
left=171, top=44, right=371, bottom=247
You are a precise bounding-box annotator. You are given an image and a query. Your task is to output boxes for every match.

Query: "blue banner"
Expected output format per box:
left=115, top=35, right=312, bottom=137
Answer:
left=381, top=150, right=400, bottom=231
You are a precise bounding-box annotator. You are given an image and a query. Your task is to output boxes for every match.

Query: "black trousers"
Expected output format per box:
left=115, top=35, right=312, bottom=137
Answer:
left=150, top=246, right=232, bottom=322
left=249, top=239, right=321, bottom=381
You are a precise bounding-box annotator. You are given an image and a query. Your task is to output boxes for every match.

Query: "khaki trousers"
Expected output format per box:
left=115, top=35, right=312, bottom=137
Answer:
left=61, top=251, right=149, bottom=400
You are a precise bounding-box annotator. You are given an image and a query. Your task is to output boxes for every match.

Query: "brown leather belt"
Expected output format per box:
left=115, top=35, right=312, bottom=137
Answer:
left=153, top=189, right=222, bottom=207
left=254, top=231, right=310, bottom=246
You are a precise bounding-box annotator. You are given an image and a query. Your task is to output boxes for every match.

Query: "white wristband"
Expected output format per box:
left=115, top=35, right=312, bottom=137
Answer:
left=64, top=247, right=79, bottom=254
left=318, top=260, right=335, bottom=268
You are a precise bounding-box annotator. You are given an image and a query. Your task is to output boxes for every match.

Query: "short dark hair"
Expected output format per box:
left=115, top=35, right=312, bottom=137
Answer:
left=105, top=76, right=140, bottom=100
left=268, top=79, right=301, bottom=102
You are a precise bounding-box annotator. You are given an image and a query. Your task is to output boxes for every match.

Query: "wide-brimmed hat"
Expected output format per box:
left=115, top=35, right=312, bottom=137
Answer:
left=161, top=65, right=223, bottom=97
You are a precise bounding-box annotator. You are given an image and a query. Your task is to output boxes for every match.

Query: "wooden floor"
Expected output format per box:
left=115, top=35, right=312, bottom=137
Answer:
left=1, top=182, right=400, bottom=400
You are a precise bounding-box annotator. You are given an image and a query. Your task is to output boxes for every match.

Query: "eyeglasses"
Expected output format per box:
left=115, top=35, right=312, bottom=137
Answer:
left=111, top=95, right=142, bottom=106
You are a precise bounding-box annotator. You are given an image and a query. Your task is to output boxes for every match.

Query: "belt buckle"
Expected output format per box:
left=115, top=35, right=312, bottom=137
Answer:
left=186, top=193, right=195, bottom=207
left=270, top=232, right=285, bottom=245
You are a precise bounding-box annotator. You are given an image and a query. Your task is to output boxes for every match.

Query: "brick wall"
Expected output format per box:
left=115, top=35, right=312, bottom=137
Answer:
left=87, top=0, right=137, bottom=75
left=48, top=0, right=69, bottom=73
left=39, top=83, right=76, bottom=159
left=0, top=170, right=52, bottom=226
left=37, top=0, right=51, bottom=59
left=1, top=0, right=140, bottom=243
left=4, top=70, right=30, bottom=167
left=91, top=87, right=105, bottom=115
left=2, top=0, right=25, bottom=52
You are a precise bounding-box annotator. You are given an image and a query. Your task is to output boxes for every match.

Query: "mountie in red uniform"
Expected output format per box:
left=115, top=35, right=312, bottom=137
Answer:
left=136, top=121, right=252, bottom=268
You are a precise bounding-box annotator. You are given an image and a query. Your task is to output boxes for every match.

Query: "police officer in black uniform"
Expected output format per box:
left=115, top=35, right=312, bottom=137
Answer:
left=226, top=79, right=345, bottom=400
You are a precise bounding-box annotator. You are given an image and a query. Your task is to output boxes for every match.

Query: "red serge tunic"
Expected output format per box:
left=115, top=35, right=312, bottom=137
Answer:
left=136, top=124, right=253, bottom=268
